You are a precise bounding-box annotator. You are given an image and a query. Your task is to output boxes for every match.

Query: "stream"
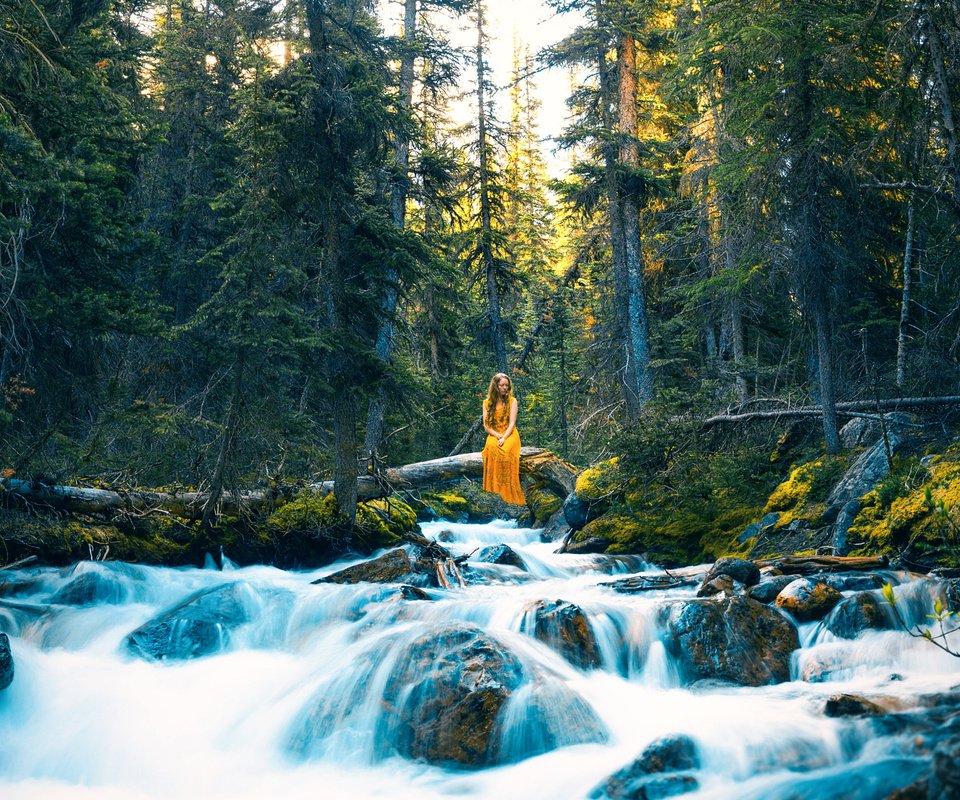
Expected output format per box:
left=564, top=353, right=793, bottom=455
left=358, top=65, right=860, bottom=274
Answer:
left=0, top=517, right=958, bottom=799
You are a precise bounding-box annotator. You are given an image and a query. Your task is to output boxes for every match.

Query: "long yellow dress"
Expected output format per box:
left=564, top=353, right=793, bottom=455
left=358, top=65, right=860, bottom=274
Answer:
left=482, top=399, right=526, bottom=505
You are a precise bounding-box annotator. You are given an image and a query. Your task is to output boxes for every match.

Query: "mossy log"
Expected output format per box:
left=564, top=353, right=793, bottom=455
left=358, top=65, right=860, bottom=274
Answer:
left=754, top=554, right=889, bottom=574
left=0, top=447, right=577, bottom=520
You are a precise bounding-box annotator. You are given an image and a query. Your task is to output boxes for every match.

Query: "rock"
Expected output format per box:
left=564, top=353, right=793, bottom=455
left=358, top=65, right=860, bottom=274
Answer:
left=696, top=575, right=738, bottom=598
left=826, top=432, right=904, bottom=511
left=565, top=536, right=611, bottom=555
left=590, top=735, right=700, bottom=800
left=737, top=512, right=780, bottom=545
left=775, top=579, right=843, bottom=622
left=749, top=575, right=798, bottom=604
left=436, top=529, right=455, bottom=542
left=839, top=413, right=914, bottom=450
left=830, top=499, right=861, bottom=556
left=382, top=623, right=603, bottom=768
left=824, top=693, right=886, bottom=717
left=808, top=572, right=884, bottom=592
left=525, top=599, right=601, bottom=669
left=51, top=571, right=125, bottom=605
left=540, top=507, right=572, bottom=543
left=476, top=544, right=526, bottom=570
left=0, top=633, right=13, bottom=690
left=125, top=582, right=256, bottom=661
left=823, top=592, right=892, bottom=639
left=663, top=596, right=799, bottom=686
left=315, top=549, right=413, bottom=585
left=563, top=492, right=597, bottom=531
left=702, top=557, right=761, bottom=588
left=398, top=584, right=430, bottom=600
left=930, top=737, right=960, bottom=799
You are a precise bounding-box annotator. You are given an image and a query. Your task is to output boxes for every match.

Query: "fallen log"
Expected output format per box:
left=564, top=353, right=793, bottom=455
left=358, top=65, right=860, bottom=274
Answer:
left=702, top=396, right=960, bottom=428
left=0, top=447, right=578, bottom=521
left=754, top=554, right=890, bottom=575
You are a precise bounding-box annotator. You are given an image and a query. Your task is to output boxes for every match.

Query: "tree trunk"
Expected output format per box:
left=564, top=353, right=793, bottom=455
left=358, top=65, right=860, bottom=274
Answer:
left=363, top=0, right=418, bottom=463
left=201, top=347, right=246, bottom=527
left=814, top=305, right=840, bottom=453
left=617, top=32, right=654, bottom=413
left=923, top=0, right=960, bottom=190
left=476, top=3, right=507, bottom=373
left=896, top=198, right=915, bottom=388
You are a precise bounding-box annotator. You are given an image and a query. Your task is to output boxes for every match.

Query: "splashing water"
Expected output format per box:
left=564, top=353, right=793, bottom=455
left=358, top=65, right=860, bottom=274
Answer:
left=0, top=518, right=956, bottom=800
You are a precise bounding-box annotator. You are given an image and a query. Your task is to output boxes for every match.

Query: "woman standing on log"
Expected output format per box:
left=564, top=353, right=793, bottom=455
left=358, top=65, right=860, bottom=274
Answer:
left=481, top=373, right=526, bottom=505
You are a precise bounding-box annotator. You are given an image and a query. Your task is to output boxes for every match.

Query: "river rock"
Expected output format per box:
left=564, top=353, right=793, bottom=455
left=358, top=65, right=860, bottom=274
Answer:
left=808, top=572, right=884, bottom=592
left=749, top=575, right=798, bottom=604
left=0, top=632, right=13, bottom=690
left=51, top=571, right=126, bottom=605
left=125, top=581, right=256, bottom=661
left=540, top=508, right=572, bottom=543
left=824, top=693, right=886, bottom=717
left=823, top=591, right=892, bottom=639
left=563, top=491, right=604, bottom=531
left=589, top=735, right=700, bottom=800
left=775, top=579, right=843, bottom=622
left=476, top=544, right=526, bottom=570
left=930, top=737, right=960, bottom=799
left=662, top=596, right=799, bottom=686
left=565, top=536, right=611, bottom=555
left=826, top=431, right=904, bottom=511
left=315, top=549, right=413, bottom=585
left=702, top=557, right=761, bottom=587
left=525, top=599, right=601, bottom=669
left=696, top=575, right=740, bottom=598
left=381, top=623, right=604, bottom=768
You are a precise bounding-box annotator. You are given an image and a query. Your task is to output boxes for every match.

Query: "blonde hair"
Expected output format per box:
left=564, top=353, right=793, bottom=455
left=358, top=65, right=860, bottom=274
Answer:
left=484, top=372, right=512, bottom=412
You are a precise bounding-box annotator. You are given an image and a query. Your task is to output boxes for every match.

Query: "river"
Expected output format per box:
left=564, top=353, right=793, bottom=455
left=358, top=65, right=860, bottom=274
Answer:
left=0, top=518, right=957, bottom=799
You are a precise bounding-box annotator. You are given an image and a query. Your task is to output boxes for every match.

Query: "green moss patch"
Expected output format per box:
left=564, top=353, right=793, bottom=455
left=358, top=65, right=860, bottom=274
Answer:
left=763, top=454, right=850, bottom=528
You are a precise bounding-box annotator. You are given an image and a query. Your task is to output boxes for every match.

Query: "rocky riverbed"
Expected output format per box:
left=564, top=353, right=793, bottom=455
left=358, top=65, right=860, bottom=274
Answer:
left=1, top=518, right=959, bottom=799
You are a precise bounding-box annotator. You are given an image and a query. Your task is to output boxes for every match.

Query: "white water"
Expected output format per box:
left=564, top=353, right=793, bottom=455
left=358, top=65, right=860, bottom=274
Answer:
left=0, top=519, right=957, bottom=800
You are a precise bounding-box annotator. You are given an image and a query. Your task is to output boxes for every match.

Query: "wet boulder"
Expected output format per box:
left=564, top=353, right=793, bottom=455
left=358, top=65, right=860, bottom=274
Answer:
left=525, top=599, right=601, bottom=669
left=823, top=592, right=892, bottom=639
left=51, top=571, right=126, bottom=606
left=590, top=735, right=700, bottom=800
left=565, top=536, right=611, bottom=555
left=775, top=579, right=843, bottom=622
left=663, top=596, right=799, bottom=686
left=125, top=582, right=256, bottom=661
left=475, top=544, right=526, bottom=570
left=702, top=557, right=761, bottom=588
left=314, top=549, right=414, bottom=585
left=823, top=693, right=886, bottom=717
left=930, top=737, right=960, bottom=800
left=0, top=632, right=13, bottom=690
left=696, top=575, right=740, bottom=598
left=540, top=508, right=572, bottom=543
left=748, top=575, right=798, bottom=604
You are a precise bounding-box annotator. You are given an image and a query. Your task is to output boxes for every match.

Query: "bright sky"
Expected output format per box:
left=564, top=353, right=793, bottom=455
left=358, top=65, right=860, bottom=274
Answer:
left=378, top=0, right=586, bottom=173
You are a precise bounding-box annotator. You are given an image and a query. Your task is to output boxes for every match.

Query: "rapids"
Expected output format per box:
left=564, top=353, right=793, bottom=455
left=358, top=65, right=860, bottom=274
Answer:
left=0, top=517, right=957, bottom=800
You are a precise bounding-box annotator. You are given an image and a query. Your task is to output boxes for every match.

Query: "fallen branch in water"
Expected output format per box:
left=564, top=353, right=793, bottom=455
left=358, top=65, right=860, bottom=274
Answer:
left=0, top=555, right=37, bottom=571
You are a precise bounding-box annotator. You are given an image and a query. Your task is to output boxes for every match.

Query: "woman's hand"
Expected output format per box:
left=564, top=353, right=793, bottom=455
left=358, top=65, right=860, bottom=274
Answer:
left=497, top=435, right=506, bottom=447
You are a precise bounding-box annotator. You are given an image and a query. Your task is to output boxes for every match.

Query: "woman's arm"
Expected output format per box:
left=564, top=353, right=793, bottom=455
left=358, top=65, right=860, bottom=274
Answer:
left=498, top=398, right=518, bottom=443
left=482, top=403, right=498, bottom=437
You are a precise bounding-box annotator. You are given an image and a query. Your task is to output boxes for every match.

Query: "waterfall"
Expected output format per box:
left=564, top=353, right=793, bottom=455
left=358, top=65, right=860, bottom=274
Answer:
left=0, top=518, right=957, bottom=799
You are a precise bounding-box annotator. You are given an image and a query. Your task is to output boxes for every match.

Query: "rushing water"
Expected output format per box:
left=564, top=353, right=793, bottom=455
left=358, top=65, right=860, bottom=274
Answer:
left=0, top=518, right=957, bottom=800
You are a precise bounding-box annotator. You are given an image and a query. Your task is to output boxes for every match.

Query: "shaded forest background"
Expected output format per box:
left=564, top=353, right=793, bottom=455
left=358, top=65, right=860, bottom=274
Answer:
left=3, top=0, right=960, bottom=525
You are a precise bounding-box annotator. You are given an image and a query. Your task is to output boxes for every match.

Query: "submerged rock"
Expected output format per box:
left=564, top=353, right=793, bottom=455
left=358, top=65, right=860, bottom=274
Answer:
left=565, top=536, right=611, bottom=555
left=476, top=544, right=526, bottom=570
left=823, top=591, right=892, bottom=639
left=125, top=582, right=256, bottom=661
left=315, top=548, right=414, bottom=585
left=590, top=735, right=700, bottom=800
left=775, top=579, right=843, bottom=622
left=663, top=596, right=799, bottom=686
left=702, top=557, right=761, bottom=588
left=0, top=632, right=13, bottom=690
left=51, top=571, right=126, bottom=606
left=823, top=693, right=886, bottom=717
left=525, top=599, right=601, bottom=669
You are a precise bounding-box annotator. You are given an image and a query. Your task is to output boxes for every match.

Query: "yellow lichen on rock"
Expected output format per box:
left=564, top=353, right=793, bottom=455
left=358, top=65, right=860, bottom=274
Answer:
left=575, top=458, right=622, bottom=502
left=763, top=455, right=848, bottom=527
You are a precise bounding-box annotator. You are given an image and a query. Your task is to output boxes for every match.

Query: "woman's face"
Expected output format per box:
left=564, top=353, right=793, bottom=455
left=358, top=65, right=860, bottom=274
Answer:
left=497, top=378, right=510, bottom=397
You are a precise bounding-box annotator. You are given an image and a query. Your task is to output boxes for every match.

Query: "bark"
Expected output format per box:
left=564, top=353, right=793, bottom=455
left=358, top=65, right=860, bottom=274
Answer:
left=753, top=554, right=889, bottom=575
left=896, top=198, right=915, bottom=387
left=363, top=0, right=418, bottom=462
left=0, top=448, right=575, bottom=516
left=923, top=0, right=960, bottom=191
left=617, top=32, right=654, bottom=413
left=814, top=305, right=840, bottom=453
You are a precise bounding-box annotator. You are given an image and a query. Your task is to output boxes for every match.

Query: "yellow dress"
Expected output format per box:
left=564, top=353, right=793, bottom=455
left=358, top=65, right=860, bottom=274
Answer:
left=482, top=399, right=526, bottom=505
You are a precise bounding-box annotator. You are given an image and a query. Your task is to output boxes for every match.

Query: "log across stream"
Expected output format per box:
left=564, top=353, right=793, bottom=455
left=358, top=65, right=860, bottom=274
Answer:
left=1, top=516, right=958, bottom=799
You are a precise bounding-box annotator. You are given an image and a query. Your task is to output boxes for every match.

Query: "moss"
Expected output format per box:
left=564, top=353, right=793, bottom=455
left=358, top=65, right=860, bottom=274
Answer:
left=418, top=489, right=471, bottom=521
left=763, top=455, right=849, bottom=527
left=575, top=458, right=622, bottom=502
left=848, top=458, right=960, bottom=566
left=526, top=482, right=563, bottom=527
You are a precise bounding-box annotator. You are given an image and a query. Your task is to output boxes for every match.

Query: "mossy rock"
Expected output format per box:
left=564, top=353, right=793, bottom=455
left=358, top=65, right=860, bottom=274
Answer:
left=526, top=482, right=563, bottom=528
left=417, top=489, right=471, bottom=521
left=575, top=458, right=622, bottom=504
left=847, top=459, right=960, bottom=567
left=763, top=455, right=850, bottom=529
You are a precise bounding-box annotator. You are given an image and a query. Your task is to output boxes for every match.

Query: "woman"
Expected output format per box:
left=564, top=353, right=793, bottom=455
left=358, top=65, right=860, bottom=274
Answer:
left=481, top=373, right=526, bottom=505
